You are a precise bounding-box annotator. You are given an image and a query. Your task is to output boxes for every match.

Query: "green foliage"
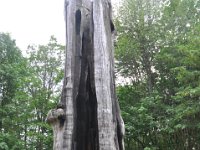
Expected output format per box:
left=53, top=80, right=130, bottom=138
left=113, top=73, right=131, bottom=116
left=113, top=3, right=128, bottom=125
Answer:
left=0, top=34, right=65, bottom=149
left=0, top=0, right=200, bottom=149
left=115, top=0, right=200, bottom=149
left=0, top=133, right=24, bottom=150
left=0, top=33, right=27, bottom=149
left=0, top=142, right=8, bottom=150
left=24, top=36, right=65, bottom=149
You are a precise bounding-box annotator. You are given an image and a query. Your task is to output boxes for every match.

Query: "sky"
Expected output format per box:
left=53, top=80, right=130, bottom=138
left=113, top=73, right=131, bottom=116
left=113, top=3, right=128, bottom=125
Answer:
left=0, top=0, right=120, bottom=51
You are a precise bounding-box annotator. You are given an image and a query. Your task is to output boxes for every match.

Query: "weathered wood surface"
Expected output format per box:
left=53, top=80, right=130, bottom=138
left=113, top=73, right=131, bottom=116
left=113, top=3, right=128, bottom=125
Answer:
left=46, top=0, right=124, bottom=149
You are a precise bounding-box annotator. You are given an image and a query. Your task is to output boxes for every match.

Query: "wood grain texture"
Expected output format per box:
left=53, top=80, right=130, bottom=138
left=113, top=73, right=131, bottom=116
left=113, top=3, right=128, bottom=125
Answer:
left=47, top=0, right=124, bottom=149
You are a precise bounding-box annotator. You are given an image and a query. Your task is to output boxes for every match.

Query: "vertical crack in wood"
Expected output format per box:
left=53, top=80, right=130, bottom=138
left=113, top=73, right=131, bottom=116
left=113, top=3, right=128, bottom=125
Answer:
left=75, top=9, right=81, bottom=35
left=47, top=0, right=124, bottom=149
left=74, top=7, right=99, bottom=148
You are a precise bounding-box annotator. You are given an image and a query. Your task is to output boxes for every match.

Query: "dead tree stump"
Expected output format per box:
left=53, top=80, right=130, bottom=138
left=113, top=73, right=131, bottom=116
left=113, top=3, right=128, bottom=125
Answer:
left=47, top=0, right=124, bottom=149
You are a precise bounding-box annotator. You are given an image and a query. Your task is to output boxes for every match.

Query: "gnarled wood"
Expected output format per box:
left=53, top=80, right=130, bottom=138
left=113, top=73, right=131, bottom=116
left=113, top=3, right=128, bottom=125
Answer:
left=47, top=0, right=124, bottom=149
left=46, top=108, right=65, bottom=150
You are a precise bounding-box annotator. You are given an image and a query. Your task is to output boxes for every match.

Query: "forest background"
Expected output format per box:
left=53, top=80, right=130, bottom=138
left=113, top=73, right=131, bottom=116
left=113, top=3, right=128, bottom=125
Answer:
left=0, top=0, right=200, bottom=149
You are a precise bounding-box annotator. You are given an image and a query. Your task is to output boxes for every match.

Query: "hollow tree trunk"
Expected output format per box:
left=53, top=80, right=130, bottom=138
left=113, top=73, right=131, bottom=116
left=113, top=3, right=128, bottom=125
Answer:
left=46, top=0, right=124, bottom=149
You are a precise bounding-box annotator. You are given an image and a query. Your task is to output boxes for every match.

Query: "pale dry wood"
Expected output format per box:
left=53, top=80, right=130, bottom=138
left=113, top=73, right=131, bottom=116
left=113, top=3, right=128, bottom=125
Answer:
left=93, top=0, right=117, bottom=149
left=47, top=0, right=124, bottom=149
left=46, top=108, right=65, bottom=150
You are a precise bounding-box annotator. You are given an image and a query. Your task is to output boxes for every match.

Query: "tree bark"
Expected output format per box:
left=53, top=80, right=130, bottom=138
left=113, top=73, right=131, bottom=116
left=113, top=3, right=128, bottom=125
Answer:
left=46, top=0, right=124, bottom=150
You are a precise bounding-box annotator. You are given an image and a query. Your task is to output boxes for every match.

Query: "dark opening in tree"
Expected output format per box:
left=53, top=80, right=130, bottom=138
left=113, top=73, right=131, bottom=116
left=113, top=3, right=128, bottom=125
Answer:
left=46, top=0, right=124, bottom=149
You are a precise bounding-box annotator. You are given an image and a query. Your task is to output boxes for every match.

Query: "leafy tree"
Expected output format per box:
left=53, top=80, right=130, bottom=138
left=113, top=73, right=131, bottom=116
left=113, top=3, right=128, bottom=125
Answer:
left=115, top=0, right=165, bottom=93
left=115, top=0, right=200, bottom=149
left=0, top=34, right=65, bottom=150
left=25, top=36, right=65, bottom=149
left=0, top=33, right=27, bottom=149
left=155, top=25, right=200, bottom=149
